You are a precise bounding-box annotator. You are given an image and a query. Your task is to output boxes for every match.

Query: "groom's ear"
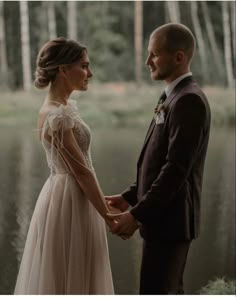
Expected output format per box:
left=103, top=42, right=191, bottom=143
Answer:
left=175, top=51, right=185, bottom=64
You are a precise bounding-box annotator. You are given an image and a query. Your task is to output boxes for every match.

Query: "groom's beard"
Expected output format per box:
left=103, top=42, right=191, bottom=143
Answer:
left=152, top=61, right=176, bottom=81
left=155, top=67, right=175, bottom=81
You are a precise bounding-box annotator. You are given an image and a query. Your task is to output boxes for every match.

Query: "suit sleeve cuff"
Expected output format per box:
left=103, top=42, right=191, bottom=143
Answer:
left=121, top=190, right=137, bottom=206
left=130, top=205, right=146, bottom=224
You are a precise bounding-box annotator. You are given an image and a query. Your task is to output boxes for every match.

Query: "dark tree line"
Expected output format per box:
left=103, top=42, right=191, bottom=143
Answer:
left=0, top=1, right=235, bottom=90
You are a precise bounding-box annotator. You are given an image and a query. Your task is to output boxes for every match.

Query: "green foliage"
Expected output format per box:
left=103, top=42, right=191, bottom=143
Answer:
left=0, top=84, right=234, bottom=129
left=76, top=1, right=133, bottom=81
left=199, top=277, right=236, bottom=295
left=205, top=86, right=236, bottom=126
left=1, top=1, right=235, bottom=88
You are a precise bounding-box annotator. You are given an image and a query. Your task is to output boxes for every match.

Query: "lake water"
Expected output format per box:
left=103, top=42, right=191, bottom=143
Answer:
left=0, top=125, right=235, bottom=294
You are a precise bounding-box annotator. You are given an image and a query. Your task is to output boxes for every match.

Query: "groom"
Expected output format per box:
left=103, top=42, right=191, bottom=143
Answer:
left=106, top=23, right=211, bottom=294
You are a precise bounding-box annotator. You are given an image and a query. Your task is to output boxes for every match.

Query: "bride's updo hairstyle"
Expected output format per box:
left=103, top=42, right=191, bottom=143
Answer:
left=35, top=37, right=87, bottom=89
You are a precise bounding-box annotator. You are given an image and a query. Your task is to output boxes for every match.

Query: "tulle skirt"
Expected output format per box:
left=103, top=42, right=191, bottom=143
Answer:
left=14, top=173, right=114, bottom=294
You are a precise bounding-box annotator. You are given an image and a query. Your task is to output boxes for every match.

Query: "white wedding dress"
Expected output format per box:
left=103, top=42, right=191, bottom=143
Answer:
left=14, top=100, right=114, bottom=294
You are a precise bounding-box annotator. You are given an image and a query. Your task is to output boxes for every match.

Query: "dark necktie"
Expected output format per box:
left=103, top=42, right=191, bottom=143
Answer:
left=154, top=91, right=167, bottom=113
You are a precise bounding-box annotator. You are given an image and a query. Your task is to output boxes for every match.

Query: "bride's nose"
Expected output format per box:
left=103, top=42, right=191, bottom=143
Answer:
left=88, top=68, right=93, bottom=78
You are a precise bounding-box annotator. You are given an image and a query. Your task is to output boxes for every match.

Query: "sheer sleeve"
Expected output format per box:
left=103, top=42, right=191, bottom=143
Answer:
left=52, top=128, right=111, bottom=220
left=41, top=102, right=91, bottom=174
left=47, top=103, right=76, bottom=135
left=41, top=102, right=111, bottom=220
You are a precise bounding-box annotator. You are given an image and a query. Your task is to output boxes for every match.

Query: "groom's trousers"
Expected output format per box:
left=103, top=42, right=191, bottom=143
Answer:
left=140, top=239, right=191, bottom=294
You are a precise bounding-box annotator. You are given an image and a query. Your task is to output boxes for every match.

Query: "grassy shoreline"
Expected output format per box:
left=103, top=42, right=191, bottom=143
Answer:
left=0, top=83, right=235, bottom=128
left=199, top=277, right=236, bottom=294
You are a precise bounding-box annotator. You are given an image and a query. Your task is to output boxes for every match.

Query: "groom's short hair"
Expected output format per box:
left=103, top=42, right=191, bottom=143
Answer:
left=151, top=23, right=196, bottom=63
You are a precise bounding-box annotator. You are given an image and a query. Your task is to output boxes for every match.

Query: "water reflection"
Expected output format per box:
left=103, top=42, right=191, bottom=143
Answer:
left=0, top=126, right=235, bottom=294
left=184, top=128, right=235, bottom=293
left=92, top=128, right=144, bottom=294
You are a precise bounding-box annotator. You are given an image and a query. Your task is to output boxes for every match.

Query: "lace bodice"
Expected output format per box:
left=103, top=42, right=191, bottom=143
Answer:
left=41, top=100, right=93, bottom=174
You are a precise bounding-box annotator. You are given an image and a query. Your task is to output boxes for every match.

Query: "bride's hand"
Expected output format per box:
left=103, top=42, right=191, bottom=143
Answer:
left=106, top=201, right=122, bottom=215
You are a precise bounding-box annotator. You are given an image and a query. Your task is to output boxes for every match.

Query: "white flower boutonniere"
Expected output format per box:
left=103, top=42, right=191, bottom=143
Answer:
left=154, top=103, right=165, bottom=124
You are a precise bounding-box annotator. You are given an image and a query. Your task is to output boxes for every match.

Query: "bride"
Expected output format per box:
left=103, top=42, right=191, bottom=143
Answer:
left=14, top=37, right=119, bottom=294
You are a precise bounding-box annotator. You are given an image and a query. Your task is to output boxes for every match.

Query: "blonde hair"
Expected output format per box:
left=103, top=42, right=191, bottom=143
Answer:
left=35, top=37, right=87, bottom=89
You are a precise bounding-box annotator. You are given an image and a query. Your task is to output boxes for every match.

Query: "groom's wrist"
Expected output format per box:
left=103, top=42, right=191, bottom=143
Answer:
left=129, top=211, right=142, bottom=227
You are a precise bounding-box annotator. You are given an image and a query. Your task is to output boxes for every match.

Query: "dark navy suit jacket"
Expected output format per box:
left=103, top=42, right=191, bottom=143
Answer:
left=122, top=76, right=211, bottom=241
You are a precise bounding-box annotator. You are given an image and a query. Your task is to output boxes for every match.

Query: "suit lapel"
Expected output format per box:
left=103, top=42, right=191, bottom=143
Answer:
left=142, top=91, right=167, bottom=147
left=143, top=119, right=155, bottom=146
left=138, top=119, right=155, bottom=166
left=137, top=76, right=195, bottom=167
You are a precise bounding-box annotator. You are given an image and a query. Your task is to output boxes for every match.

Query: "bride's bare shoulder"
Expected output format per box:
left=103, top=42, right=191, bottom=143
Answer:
left=38, top=104, right=55, bottom=121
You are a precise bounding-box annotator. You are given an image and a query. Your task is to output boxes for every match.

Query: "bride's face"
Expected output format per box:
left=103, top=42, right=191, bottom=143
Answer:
left=63, top=51, right=93, bottom=91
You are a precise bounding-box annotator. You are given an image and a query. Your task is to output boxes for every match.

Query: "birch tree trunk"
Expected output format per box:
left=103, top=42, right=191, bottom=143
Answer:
left=230, top=1, right=235, bottom=68
left=134, top=0, right=143, bottom=85
left=200, top=1, right=223, bottom=75
left=47, top=1, right=57, bottom=40
left=166, top=1, right=180, bottom=23
left=190, top=1, right=208, bottom=82
left=67, top=1, right=77, bottom=40
left=222, top=1, right=234, bottom=88
left=0, top=1, right=7, bottom=81
left=19, top=1, right=32, bottom=91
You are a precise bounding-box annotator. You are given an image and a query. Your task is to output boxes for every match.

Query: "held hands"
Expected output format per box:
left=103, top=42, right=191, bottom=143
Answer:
left=104, top=194, right=125, bottom=233
left=105, top=195, right=139, bottom=240
left=107, top=211, right=139, bottom=240
left=105, top=194, right=130, bottom=212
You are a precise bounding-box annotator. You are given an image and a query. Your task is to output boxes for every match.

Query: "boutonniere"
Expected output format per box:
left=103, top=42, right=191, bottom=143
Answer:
left=154, top=103, right=165, bottom=124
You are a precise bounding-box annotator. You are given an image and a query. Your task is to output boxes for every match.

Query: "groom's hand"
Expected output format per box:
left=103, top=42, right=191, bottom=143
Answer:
left=107, top=211, right=138, bottom=239
left=105, top=194, right=129, bottom=212
left=105, top=217, right=118, bottom=230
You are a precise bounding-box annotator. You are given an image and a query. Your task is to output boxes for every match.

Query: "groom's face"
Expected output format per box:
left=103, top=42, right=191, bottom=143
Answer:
left=145, top=35, right=176, bottom=82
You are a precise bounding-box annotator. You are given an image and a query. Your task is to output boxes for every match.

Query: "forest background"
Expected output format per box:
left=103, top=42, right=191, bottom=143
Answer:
left=0, top=0, right=235, bottom=127
left=0, top=0, right=235, bottom=295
